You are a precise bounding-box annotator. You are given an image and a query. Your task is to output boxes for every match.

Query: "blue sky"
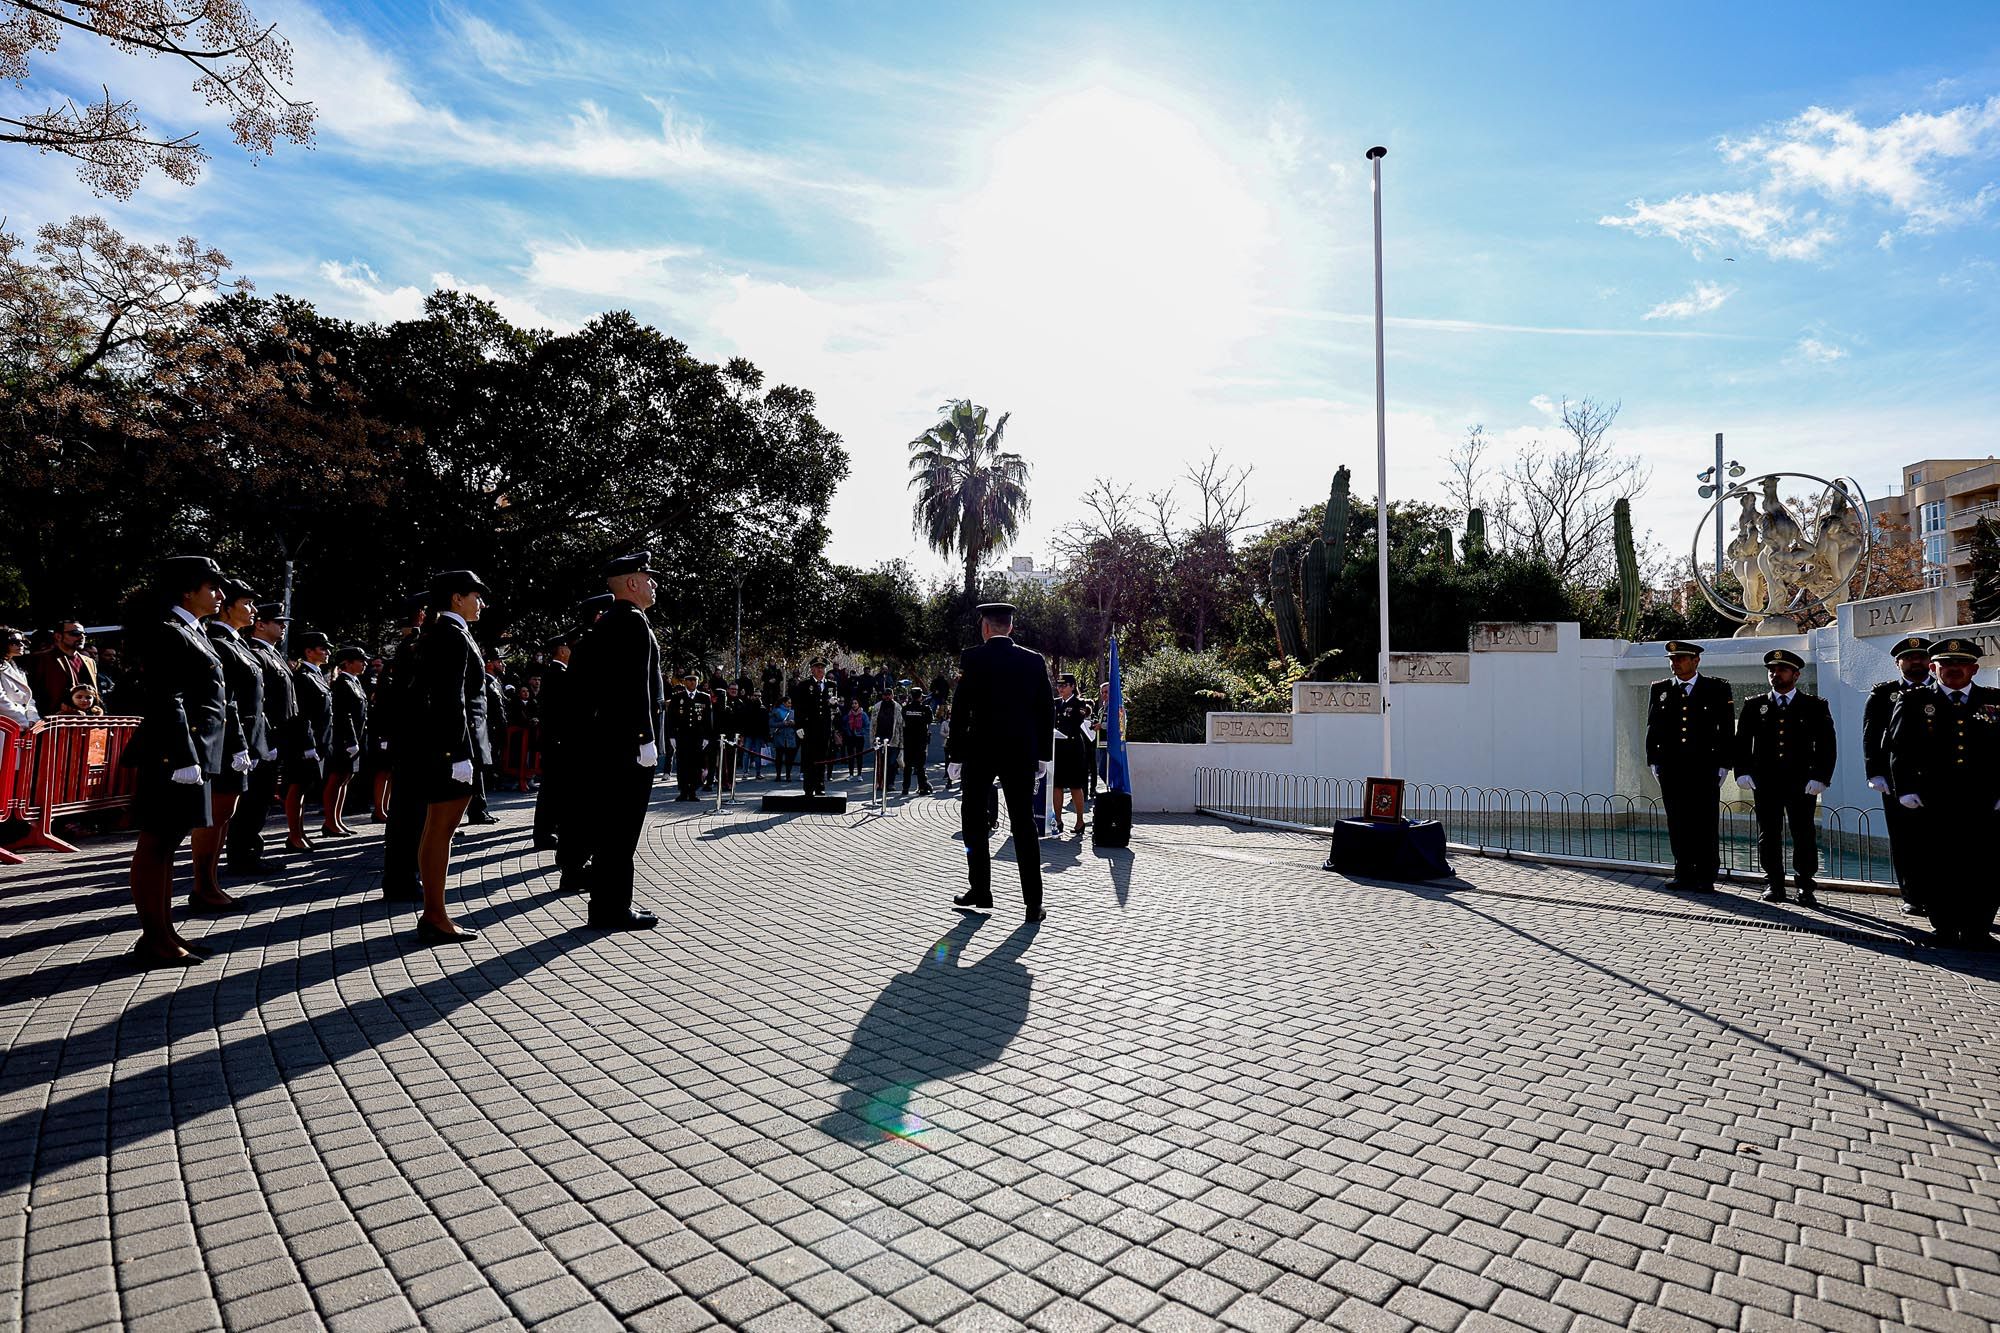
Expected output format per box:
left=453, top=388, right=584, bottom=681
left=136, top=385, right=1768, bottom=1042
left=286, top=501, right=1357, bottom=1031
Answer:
left=9, top=2, right=2000, bottom=579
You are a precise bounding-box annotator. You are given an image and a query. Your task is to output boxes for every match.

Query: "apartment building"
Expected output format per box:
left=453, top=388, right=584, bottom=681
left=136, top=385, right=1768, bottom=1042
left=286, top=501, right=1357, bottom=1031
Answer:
left=1898, top=457, right=2000, bottom=622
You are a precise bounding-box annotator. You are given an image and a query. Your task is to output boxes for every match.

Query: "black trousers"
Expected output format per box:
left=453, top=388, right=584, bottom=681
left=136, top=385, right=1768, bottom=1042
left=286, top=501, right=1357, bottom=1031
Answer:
left=1752, top=781, right=1819, bottom=886
left=533, top=746, right=562, bottom=842
left=902, top=742, right=930, bottom=793
left=382, top=757, right=424, bottom=894
left=1880, top=791, right=1922, bottom=903
left=800, top=732, right=827, bottom=795
left=1659, top=763, right=1720, bottom=887
left=225, top=755, right=282, bottom=867
left=675, top=737, right=703, bottom=799
left=1911, top=798, right=1999, bottom=937
left=960, top=763, right=1042, bottom=912
left=582, top=760, right=654, bottom=922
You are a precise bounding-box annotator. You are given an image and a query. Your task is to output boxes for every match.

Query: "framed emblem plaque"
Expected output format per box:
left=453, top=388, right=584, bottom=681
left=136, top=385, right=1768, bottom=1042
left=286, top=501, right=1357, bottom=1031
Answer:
left=1364, top=776, right=1405, bottom=822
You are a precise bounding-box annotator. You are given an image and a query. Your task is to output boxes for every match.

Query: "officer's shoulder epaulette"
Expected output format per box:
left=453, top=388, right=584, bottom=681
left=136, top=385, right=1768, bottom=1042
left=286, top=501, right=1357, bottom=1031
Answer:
left=1869, top=679, right=1904, bottom=695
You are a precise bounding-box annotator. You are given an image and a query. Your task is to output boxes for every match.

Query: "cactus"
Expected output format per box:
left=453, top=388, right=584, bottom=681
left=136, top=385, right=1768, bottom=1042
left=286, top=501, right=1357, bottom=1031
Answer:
left=1614, top=497, right=1642, bottom=639
left=1323, top=467, right=1351, bottom=569
left=1436, top=525, right=1455, bottom=564
left=1270, top=544, right=1304, bottom=661
left=1464, top=508, right=1486, bottom=558
left=1303, top=538, right=1328, bottom=658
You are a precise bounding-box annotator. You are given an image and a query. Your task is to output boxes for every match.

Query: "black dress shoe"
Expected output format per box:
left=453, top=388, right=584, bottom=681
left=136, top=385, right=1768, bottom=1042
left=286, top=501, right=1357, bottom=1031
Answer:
left=557, top=873, right=586, bottom=895
left=533, top=836, right=559, bottom=851
left=1796, top=888, right=1818, bottom=907
left=467, top=813, right=501, bottom=826
left=415, top=918, right=478, bottom=946
left=953, top=892, right=994, bottom=909
left=129, top=945, right=203, bottom=969
left=1760, top=888, right=1788, bottom=903
left=1902, top=902, right=1929, bottom=916
left=226, top=858, right=278, bottom=877
left=188, top=895, right=246, bottom=915
left=1025, top=910, right=1047, bottom=923
left=590, top=909, right=658, bottom=930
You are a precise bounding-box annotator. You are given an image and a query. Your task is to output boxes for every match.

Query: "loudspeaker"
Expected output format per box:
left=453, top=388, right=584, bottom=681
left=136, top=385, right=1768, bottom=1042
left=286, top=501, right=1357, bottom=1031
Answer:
left=1092, top=792, right=1132, bottom=848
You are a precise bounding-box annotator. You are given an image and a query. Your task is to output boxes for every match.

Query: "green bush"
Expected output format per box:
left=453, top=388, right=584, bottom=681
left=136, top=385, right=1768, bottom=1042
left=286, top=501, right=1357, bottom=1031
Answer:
left=1123, top=646, right=1237, bottom=742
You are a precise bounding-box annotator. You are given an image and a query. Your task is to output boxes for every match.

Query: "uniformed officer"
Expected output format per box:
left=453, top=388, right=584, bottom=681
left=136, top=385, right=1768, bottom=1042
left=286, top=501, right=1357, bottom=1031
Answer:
left=1887, top=637, right=2000, bottom=947
left=1862, top=635, right=1933, bottom=914
left=1644, top=641, right=1734, bottom=892
left=666, top=669, right=716, bottom=801
left=379, top=592, right=428, bottom=902
left=322, top=645, right=369, bottom=837
left=948, top=602, right=1054, bottom=922
left=285, top=630, right=334, bottom=854
left=226, top=602, right=296, bottom=873
left=901, top=684, right=934, bottom=795
left=407, top=568, right=491, bottom=943
left=564, top=550, right=664, bottom=930
left=1733, top=648, right=1836, bottom=904
left=1052, top=672, right=1094, bottom=835
left=533, top=632, right=572, bottom=851
left=189, top=577, right=264, bottom=912
left=794, top=657, right=836, bottom=796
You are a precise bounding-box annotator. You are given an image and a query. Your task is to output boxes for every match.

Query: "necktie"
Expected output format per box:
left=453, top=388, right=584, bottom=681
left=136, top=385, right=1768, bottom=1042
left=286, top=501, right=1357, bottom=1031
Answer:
left=1683, top=683, right=1692, bottom=697
left=1776, top=697, right=1787, bottom=710
left=1952, top=691, right=1965, bottom=705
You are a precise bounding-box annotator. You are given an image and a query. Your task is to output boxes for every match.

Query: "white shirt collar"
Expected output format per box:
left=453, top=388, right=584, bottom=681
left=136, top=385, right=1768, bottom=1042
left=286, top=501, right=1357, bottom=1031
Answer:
left=299, top=660, right=321, bottom=675
left=440, top=611, right=468, bottom=629
left=1772, top=689, right=1795, bottom=705
left=169, top=605, right=200, bottom=628
left=1676, top=673, right=1698, bottom=688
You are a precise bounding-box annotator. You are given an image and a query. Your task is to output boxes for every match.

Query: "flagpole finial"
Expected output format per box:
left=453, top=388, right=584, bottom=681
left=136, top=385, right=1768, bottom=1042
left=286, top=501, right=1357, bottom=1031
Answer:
left=1366, top=146, right=1387, bottom=160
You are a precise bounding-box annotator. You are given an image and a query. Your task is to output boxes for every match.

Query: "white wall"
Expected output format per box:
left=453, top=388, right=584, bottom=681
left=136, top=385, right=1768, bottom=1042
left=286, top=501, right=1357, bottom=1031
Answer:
left=1130, top=609, right=2000, bottom=815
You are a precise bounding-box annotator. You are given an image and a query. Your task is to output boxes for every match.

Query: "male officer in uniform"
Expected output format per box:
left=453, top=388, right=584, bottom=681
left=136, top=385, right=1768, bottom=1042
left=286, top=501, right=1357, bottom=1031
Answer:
left=1862, top=635, right=1933, bottom=914
left=666, top=670, right=715, bottom=801
left=564, top=550, right=663, bottom=929
left=227, top=602, right=295, bottom=873
left=1733, top=648, right=1836, bottom=904
left=794, top=657, right=836, bottom=796
left=901, top=684, right=934, bottom=795
left=533, top=633, right=572, bottom=850
left=1887, top=637, right=2000, bottom=947
left=947, top=602, right=1054, bottom=922
left=1645, top=641, right=1734, bottom=892
left=379, top=593, right=429, bottom=900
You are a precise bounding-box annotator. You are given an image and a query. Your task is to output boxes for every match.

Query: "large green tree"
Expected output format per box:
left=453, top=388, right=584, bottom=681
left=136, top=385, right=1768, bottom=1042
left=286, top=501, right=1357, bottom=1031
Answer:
left=906, top=399, right=1030, bottom=626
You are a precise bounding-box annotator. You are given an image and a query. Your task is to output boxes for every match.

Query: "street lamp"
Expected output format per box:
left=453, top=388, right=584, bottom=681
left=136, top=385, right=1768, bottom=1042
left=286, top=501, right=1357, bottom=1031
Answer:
left=1694, top=432, right=1744, bottom=576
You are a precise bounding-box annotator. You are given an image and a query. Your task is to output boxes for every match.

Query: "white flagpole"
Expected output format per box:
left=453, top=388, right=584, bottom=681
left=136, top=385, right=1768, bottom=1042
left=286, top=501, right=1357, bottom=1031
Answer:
left=1368, top=144, right=1392, bottom=777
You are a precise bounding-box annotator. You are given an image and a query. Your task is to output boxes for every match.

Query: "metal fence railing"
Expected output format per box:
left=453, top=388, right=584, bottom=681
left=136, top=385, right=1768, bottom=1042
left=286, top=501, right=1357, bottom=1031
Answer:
left=1193, top=766, right=1896, bottom=888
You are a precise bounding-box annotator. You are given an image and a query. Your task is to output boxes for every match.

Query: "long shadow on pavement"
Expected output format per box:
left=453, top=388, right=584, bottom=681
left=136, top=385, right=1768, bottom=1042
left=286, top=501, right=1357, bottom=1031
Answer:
left=820, top=912, right=1038, bottom=1148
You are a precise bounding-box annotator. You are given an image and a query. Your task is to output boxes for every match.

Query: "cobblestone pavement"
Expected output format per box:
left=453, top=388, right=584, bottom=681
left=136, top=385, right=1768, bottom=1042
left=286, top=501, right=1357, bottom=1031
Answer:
left=1, top=775, right=1997, bottom=1332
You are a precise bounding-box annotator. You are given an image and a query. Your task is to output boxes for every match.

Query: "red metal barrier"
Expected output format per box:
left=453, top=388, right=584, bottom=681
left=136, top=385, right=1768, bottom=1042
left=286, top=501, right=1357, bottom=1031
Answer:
left=12, top=715, right=141, bottom=854
left=500, top=724, right=541, bottom=792
left=0, top=716, right=27, bottom=865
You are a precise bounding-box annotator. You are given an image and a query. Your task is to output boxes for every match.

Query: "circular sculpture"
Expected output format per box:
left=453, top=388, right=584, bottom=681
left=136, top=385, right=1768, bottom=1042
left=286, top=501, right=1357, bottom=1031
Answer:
left=1691, top=472, right=1873, bottom=637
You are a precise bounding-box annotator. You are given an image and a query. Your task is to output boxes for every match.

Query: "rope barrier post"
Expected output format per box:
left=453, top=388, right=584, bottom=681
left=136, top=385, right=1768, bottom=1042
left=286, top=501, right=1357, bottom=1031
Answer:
left=715, top=735, right=732, bottom=815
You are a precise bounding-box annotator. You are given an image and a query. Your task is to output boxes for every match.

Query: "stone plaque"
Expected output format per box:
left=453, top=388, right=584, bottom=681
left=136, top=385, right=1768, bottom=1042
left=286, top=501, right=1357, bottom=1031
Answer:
left=1472, top=621, right=1558, bottom=652
left=1207, top=713, right=1294, bottom=744
left=1389, top=652, right=1470, bottom=684
left=1851, top=590, right=1937, bottom=637
left=1954, top=621, right=2000, bottom=669
left=1293, top=682, right=1384, bottom=714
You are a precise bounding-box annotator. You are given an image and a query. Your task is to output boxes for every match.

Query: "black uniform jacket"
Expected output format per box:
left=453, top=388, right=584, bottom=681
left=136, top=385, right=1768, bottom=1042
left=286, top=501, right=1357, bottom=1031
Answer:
left=292, top=663, right=334, bottom=758
left=124, top=613, right=228, bottom=776
left=665, top=689, right=715, bottom=742
left=331, top=671, right=368, bottom=755
left=1645, top=673, right=1734, bottom=770
left=249, top=637, right=296, bottom=757
left=416, top=616, right=492, bottom=768
left=1887, top=683, right=2000, bottom=805
left=792, top=676, right=837, bottom=732
left=570, top=600, right=664, bottom=758
left=1733, top=691, right=1835, bottom=786
left=901, top=700, right=933, bottom=745
left=1862, top=676, right=1929, bottom=780
left=538, top=659, right=570, bottom=749
left=946, top=636, right=1056, bottom=774
left=205, top=622, right=267, bottom=763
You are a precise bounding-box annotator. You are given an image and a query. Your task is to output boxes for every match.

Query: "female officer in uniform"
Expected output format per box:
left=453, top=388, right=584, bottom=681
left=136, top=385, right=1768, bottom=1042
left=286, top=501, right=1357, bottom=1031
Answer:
left=1051, top=672, right=1094, bottom=836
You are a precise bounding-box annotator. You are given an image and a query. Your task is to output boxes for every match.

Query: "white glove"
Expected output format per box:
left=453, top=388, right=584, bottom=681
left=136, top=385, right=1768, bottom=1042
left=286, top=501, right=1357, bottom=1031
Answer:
left=450, top=759, right=474, bottom=784
left=1649, top=765, right=1659, bottom=778
left=1804, top=780, right=1826, bottom=796
left=346, top=744, right=360, bottom=758
left=303, top=748, right=318, bottom=762
left=1736, top=774, right=1756, bottom=791
left=638, top=741, right=658, bottom=767
left=230, top=751, right=253, bottom=774
left=263, top=745, right=279, bottom=762
left=1899, top=793, right=1923, bottom=810
left=1716, top=768, right=1729, bottom=782
left=947, top=763, right=962, bottom=783
left=169, top=765, right=202, bottom=785
left=1867, top=776, right=1889, bottom=794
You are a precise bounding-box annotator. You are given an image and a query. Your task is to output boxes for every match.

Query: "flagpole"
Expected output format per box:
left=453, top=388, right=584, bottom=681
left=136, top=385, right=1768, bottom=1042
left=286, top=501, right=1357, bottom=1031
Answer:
left=1368, top=144, right=1392, bottom=777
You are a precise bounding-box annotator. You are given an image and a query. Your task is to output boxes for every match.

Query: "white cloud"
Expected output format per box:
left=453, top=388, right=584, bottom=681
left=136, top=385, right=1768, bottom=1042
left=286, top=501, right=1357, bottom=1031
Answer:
left=1599, top=191, right=1834, bottom=260
left=1642, top=280, right=1735, bottom=321
left=1795, top=336, right=1848, bottom=364
left=1529, top=394, right=1557, bottom=416
left=523, top=241, right=695, bottom=297
left=1604, top=94, right=2000, bottom=259
left=316, top=259, right=564, bottom=330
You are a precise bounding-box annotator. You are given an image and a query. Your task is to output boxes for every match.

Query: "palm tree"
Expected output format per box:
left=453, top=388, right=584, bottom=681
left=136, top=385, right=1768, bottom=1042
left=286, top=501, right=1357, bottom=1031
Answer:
left=907, top=399, right=1031, bottom=614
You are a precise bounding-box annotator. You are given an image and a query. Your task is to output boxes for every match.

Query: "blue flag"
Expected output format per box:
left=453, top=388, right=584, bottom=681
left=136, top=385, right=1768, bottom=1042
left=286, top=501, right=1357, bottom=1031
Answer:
left=1107, top=638, right=1131, bottom=795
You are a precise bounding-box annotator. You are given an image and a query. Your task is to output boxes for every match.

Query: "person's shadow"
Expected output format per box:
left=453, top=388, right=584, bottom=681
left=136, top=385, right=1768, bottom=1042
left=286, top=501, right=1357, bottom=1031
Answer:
left=820, top=914, right=1037, bottom=1146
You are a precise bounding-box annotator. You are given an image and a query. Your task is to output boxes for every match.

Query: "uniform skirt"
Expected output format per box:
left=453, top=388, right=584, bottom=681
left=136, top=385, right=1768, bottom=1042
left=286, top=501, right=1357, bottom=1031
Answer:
left=284, top=754, right=323, bottom=789
left=132, top=767, right=214, bottom=837
left=1053, top=736, right=1091, bottom=788
left=211, top=765, right=248, bottom=797
left=405, top=759, right=477, bottom=806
